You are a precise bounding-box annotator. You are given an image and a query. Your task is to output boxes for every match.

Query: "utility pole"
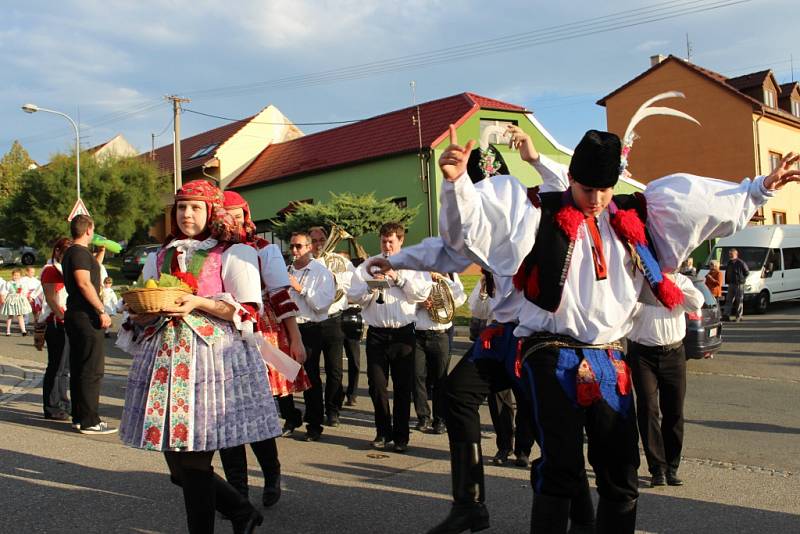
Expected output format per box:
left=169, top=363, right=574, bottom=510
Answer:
left=166, top=95, right=190, bottom=193
left=410, top=81, right=433, bottom=237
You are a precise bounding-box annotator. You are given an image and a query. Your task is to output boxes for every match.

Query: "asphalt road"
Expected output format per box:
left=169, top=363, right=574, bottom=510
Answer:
left=0, top=305, right=798, bottom=534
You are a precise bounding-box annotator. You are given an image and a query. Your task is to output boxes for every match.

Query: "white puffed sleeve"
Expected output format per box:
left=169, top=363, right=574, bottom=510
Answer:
left=258, top=244, right=290, bottom=292
left=439, top=173, right=542, bottom=276
left=389, top=237, right=473, bottom=274
left=644, top=174, right=773, bottom=272
left=221, top=244, right=263, bottom=311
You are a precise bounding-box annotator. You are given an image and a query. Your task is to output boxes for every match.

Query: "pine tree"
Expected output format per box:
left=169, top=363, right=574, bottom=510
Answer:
left=273, top=191, right=418, bottom=242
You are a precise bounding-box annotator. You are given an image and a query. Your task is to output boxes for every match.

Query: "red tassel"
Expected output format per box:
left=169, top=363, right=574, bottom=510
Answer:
left=655, top=274, right=685, bottom=310
left=610, top=354, right=631, bottom=396
left=479, top=325, right=505, bottom=350
left=555, top=205, right=584, bottom=241
left=576, top=359, right=601, bottom=407
left=610, top=208, right=647, bottom=246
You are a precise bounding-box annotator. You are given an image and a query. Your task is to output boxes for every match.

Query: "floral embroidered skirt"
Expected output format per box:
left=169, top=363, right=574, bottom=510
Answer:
left=119, top=315, right=281, bottom=451
left=2, top=293, right=32, bottom=316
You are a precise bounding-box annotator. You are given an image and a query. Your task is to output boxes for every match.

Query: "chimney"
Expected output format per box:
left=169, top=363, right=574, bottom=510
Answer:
left=650, top=54, right=666, bottom=67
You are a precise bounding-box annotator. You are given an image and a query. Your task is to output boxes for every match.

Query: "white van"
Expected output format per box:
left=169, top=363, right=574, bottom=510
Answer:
left=700, top=225, right=800, bottom=313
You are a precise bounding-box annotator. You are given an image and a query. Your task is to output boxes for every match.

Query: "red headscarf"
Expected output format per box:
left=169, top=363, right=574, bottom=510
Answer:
left=168, top=180, right=236, bottom=243
left=223, top=190, right=261, bottom=246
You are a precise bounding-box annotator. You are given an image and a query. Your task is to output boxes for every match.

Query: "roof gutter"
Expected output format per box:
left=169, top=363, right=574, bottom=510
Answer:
left=753, top=107, right=765, bottom=176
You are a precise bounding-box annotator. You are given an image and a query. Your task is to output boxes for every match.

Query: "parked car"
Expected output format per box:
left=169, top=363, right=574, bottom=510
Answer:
left=684, top=278, right=723, bottom=359
left=699, top=224, right=800, bottom=314
left=0, top=239, right=39, bottom=265
left=121, top=244, right=161, bottom=281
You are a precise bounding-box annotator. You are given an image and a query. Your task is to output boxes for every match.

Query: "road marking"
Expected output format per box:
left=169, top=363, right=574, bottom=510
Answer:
left=689, top=370, right=800, bottom=384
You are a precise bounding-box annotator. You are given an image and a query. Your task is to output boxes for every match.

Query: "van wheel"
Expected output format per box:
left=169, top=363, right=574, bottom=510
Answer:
left=21, top=252, right=35, bottom=265
left=755, top=291, right=769, bottom=314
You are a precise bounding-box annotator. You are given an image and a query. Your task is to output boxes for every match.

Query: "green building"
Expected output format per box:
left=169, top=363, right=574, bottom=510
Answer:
left=229, top=92, right=644, bottom=254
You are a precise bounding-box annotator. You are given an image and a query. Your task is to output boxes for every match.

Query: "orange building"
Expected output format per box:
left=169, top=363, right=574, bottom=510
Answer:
left=598, top=54, right=800, bottom=225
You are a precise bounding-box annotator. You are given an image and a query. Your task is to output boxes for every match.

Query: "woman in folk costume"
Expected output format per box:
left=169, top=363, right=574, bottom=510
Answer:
left=117, top=179, right=280, bottom=534
left=219, top=190, right=310, bottom=508
left=3, top=269, right=33, bottom=336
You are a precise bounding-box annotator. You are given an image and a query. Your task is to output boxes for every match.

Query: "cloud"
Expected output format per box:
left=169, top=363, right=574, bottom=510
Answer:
left=635, top=39, right=670, bottom=53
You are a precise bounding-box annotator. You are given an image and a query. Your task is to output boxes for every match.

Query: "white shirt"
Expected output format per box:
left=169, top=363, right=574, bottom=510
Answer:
left=415, top=272, right=467, bottom=331
left=439, top=171, right=772, bottom=344
left=21, top=276, right=42, bottom=300
left=348, top=256, right=430, bottom=328
left=628, top=274, right=705, bottom=347
left=101, top=286, right=120, bottom=315
left=288, top=258, right=336, bottom=324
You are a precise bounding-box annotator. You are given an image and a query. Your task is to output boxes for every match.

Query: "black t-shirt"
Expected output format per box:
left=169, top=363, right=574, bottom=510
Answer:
left=62, top=244, right=102, bottom=313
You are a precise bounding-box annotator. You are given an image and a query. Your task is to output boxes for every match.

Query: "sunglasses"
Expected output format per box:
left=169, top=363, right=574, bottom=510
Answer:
left=289, top=243, right=309, bottom=249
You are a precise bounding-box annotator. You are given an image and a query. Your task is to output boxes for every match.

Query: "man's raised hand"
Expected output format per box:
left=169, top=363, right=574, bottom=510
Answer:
left=438, top=124, right=476, bottom=182
left=764, top=152, right=800, bottom=190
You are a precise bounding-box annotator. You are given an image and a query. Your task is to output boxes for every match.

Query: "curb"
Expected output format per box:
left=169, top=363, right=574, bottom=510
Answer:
left=0, top=358, right=44, bottom=404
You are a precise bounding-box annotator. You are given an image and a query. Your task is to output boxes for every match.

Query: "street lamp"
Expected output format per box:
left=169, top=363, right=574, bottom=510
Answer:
left=21, top=103, right=81, bottom=200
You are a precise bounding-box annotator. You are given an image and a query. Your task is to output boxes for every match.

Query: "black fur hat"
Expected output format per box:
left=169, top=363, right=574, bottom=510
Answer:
left=568, top=130, right=621, bottom=188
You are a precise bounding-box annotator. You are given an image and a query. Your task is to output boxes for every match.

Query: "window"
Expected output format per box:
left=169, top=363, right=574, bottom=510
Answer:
left=769, top=151, right=782, bottom=171
left=188, top=143, right=219, bottom=159
left=792, top=100, right=800, bottom=117
left=391, top=197, right=408, bottom=209
left=479, top=119, right=517, bottom=147
left=764, top=248, right=782, bottom=276
left=784, top=247, right=800, bottom=270
left=772, top=210, right=786, bottom=225
left=764, top=89, right=776, bottom=108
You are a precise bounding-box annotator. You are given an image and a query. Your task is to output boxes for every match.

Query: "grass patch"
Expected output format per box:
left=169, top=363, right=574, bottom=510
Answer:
left=453, top=274, right=479, bottom=326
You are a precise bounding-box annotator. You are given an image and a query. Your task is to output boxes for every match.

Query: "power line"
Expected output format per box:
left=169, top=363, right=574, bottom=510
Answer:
left=180, top=0, right=751, bottom=100
left=182, top=107, right=365, bottom=126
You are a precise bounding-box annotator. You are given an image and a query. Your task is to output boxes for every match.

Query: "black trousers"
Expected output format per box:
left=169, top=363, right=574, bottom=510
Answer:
left=366, top=324, right=415, bottom=444
left=277, top=394, right=303, bottom=429
left=523, top=345, right=640, bottom=503
left=65, top=310, right=105, bottom=428
left=488, top=387, right=535, bottom=456
left=42, top=321, right=70, bottom=417
left=343, top=335, right=361, bottom=398
left=413, top=329, right=451, bottom=424
left=628, top=340, right=687, bottom=475
left=300, top=315, right=344, bottom=430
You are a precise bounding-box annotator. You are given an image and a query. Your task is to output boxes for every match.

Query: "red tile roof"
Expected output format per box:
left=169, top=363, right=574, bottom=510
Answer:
left=229, top=93, right=526, bottom=189
left=148, top=117, right=253, bottom=175
left=779, top=82, right=799, bottom=97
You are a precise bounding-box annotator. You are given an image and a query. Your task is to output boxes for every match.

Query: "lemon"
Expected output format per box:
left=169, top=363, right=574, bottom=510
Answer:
left=145, top=279, right=158, bottom=289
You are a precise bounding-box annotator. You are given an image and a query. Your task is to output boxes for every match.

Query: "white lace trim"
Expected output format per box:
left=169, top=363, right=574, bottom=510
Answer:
left=166, top=238, right=218, bottom=271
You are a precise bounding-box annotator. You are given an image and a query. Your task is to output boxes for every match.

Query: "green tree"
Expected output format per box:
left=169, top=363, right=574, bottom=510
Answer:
left=0, top=141, right=35, bottom=206
left=1, top=152, right=167, bottom=252
left=272, top=191, right=418, bottom=241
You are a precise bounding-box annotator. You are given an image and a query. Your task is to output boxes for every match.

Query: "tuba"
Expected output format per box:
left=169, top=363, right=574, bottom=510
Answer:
left=319, top=224, right=355, bottom=302
left=427, top=272, right=456, bottom=324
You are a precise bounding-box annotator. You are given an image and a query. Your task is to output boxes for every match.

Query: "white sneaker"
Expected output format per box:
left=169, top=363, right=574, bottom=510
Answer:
left=79, top=422, right=118, bottom=435
left=71, top=422, right=81, bottom=430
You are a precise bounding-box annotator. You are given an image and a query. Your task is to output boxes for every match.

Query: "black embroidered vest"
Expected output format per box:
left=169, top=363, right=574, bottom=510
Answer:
left=513, top=190, right=648, bottom=313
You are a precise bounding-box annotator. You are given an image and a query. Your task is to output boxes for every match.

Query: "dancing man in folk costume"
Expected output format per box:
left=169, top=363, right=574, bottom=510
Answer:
left=371, top=92, right=800, bottom=532
left=218, top=190, right=310, bottom=508
left=117, top=180, right=281, bottom=534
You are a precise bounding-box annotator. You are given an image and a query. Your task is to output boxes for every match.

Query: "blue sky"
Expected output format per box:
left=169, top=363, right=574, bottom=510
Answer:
left=2, top=0, right=797, bottom=163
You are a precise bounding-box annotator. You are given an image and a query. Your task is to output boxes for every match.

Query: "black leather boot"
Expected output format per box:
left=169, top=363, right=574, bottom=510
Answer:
left=180, top=468, right=216, bottom=534
left=250, top=438, right=281, bottom=507
left=568, top=474, right=596, bottom=534
left=219, top=445, right=250, bottom=499
left=595, top=497, right=637, bottom=534
left=531, top=493, right=571, bottom=534
left=426, top=442, right=490, bottom=534
left=213, top=472, right=264, bottom=534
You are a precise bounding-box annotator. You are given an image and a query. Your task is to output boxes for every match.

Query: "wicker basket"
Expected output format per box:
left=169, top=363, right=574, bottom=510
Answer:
left=122, top=287, right=192, bottom=314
